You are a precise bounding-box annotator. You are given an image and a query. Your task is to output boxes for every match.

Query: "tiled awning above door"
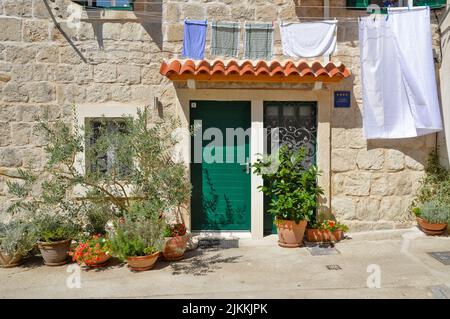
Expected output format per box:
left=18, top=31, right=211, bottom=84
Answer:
left=160, top=59, right=351, bottom=83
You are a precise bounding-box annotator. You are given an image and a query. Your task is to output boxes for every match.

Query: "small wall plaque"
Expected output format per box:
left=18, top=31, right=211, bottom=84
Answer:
left=334, top=91, right=351, bottom=108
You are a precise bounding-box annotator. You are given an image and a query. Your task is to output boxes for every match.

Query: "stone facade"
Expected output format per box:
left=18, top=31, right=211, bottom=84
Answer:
left=0, top=0, right=445, bottom=231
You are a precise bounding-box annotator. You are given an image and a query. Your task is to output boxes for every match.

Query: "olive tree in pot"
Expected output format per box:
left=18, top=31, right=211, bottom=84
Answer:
left=0, top=220, right=36, bottom=268
left=253, top=146, right=323, bottom=248
left=33, top=107, right=191, bottom=244
left=110, top=202, right=166, bottom=271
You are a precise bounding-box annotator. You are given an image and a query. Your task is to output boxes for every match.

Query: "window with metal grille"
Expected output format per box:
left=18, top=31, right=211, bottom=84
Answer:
left=346, top=0, right=446, bottom=9
left=86, top=118, right=132, bottom=177
left=72, top=0, right=134, bottom=10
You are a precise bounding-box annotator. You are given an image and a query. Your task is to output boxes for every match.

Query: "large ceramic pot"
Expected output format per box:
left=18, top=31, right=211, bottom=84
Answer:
left=126, top=251, right=160, bottom=271
left=163, top=234, right=189, bottom=261
left=417, top=217, right=447, bottom=236
left=276, top=219, right=307, bottom=248
left=38, top=239, right=71, bottom=266
left=306, top=229, right=344, bottom=242
left=0, top=252, right=22, bottom=268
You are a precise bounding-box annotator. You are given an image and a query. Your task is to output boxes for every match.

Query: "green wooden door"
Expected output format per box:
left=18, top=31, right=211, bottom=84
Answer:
left=190, top=101, right=251, bottom=231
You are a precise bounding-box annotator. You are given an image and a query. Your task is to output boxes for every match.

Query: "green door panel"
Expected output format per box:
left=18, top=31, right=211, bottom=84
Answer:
left=190, top=101, right=251, bottom=231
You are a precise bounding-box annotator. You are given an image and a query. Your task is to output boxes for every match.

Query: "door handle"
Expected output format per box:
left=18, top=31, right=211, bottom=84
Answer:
left=240, top=161, right=251, bottom=174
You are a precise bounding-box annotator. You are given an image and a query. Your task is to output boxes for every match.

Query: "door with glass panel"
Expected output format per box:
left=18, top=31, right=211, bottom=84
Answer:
left=263, top=101, right=317, bottom=235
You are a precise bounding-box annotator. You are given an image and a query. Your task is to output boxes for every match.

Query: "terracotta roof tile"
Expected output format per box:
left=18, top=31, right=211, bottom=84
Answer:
left=160, top=59, right=351, bottom=83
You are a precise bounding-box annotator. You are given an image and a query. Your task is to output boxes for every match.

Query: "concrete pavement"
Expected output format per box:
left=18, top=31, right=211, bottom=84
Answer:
left=1, top=227, right=450, bottom=299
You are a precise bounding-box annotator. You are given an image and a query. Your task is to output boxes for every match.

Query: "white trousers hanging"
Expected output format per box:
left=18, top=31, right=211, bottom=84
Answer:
left=359, top=7, right=442, bottom=139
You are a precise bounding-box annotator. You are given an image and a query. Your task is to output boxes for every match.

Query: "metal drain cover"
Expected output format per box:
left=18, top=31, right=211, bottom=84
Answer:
left=197, top=237, right=239, bottom=249
left=430, top=285, right=450, bottom=299
left=326, top=264, right=342, bottom=270
left=428, top=251, right=450, bottom=265
left=306, top=245, right=340, bottom=256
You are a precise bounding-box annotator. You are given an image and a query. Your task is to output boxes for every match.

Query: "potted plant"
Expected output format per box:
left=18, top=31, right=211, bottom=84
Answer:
left=413, top=200, right=449, bottom=235
left=31, top=214, right=81, bottom=266
left=307, top=218, right=349, bottom=242
left=163, top=223, right=189, bottom=261
left=110, top=202, right=166, bottom=271
left=70, top=234, right=111, bottom=268
left=253, top=146, right=324, bottom=248
left=0, top=220, right=36, bottom=268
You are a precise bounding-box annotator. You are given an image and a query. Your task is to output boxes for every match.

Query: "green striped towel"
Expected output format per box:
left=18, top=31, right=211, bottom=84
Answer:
left=211, top=21, right=240, bottom=57
left=244, top=23, right=274, bottom=60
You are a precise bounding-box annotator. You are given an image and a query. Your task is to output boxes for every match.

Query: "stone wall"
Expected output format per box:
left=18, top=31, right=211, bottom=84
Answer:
left=438, top=5, right=450, bottom=168
left=0, top=0, right=445, bottom=230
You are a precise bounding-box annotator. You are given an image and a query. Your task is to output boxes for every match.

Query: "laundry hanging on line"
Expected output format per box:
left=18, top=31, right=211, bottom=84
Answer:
left=280, top=20, right=337, bottom=58
left=244, top=23, right=274, bottom=60
left=359, top=7, right=442, bottom=139
left=211, top=21, right=240, bottom=57
left=182, top=19, right=208, bottom=60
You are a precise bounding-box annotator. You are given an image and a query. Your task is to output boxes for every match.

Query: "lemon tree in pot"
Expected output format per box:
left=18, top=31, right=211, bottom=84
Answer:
left=0, top=220, right=36, bottom=268
left=253, top=146, right=323, bottom=248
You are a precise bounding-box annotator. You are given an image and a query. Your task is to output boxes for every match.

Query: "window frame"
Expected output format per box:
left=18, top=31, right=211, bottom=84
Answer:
left=73, top=102, right=142, bottom=197
left=72, top=0, right=134, bottom=11
left=85, top=117, right=131, bottom=178
left=346, top=0, right=446, bottom=10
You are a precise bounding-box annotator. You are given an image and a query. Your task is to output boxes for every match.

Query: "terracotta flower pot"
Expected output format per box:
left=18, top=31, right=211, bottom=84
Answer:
left=306, top=229, right=344, bottom=242
left=84, top=253, right=111, bottom=268
left=276, top=219, right=307, bottom=248
left=163, top=234, right=189, bottom=261
left=0, top=251, right=22, bottom=268
left=38, top=239, right=71, bottom=266
left=333, top=229, right=344, bottom=241
left=416, top=217, right=447, bottom=236
left=126, top=251, right=160, bottom=271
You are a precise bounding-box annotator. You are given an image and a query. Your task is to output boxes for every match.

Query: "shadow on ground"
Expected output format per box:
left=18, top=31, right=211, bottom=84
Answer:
left=169, top=249, right=242, bottom=276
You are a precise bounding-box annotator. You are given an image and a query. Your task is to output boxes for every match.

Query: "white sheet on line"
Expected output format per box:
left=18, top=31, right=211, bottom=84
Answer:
left=280, top=20, right=337, bottom=58
left=359, top=7, right=442, bottom=139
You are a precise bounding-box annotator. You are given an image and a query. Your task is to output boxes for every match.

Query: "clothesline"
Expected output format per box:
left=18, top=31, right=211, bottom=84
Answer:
left=80, top=10, right=443, bottom=24
left=73, top=0, right=450, bottom=9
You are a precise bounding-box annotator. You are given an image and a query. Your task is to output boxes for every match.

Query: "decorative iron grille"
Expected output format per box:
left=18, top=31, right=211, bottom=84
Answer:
left=264, top=101, right=317, bottom=166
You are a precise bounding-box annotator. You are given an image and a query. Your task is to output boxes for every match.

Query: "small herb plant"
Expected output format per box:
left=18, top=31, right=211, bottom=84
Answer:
left=164, top=223, right=187, bottom=237
left=70, top=235, right=111, bottom=266
left=416, top=200, right=450, bottom=224
left=0, top=220, right=37, bottom=257
left=110, top=202, right=166, bottom=260
left=31, top=214, right=81, bottom=243
left=253, top=146, right=324, bottom=224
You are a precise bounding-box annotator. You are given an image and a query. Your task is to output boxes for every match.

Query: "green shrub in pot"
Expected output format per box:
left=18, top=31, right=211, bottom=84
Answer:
left=0, top=220, right=37, bottom=268
left=110, top=202, right=166, bottom=271
left=253, top=146, right=323, bottom=247
left=416, top=200, right=450, bottom=224
left=31, top=214, right=81, bottom=266
left=415, top=200, right=450, bottom=235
